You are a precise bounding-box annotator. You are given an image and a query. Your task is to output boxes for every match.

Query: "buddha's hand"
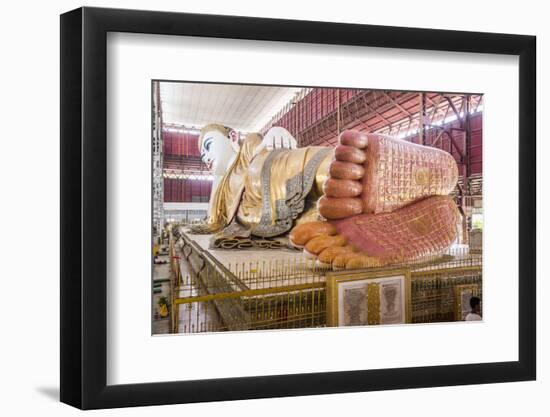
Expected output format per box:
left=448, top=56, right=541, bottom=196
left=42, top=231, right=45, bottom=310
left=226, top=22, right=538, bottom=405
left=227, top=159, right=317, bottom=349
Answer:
left=254, top=126, right=297, bottom=156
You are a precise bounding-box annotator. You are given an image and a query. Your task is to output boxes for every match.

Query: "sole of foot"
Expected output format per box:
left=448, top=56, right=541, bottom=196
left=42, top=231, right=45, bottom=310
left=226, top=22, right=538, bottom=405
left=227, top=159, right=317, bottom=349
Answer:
left=289, top=130, right=460, bottom=270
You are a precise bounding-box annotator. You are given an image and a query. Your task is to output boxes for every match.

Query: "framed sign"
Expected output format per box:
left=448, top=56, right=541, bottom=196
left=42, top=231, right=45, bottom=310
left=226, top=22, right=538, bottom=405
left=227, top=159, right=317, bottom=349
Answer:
left=60, top=6, right=536, bottom=410
left=326, top=269, right=411, bottom=327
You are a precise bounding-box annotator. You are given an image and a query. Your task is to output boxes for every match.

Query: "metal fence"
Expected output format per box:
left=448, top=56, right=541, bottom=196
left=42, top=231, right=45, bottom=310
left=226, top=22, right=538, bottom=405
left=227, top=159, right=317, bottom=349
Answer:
left=164, top=233, right=482, bottom=334
left=411, top=265, right=482, bottom=323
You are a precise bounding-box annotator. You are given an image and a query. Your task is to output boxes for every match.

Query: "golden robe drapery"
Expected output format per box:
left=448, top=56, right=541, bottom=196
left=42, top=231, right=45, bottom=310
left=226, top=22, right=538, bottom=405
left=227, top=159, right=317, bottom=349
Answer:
left=207, top=134, right=333, bottom=237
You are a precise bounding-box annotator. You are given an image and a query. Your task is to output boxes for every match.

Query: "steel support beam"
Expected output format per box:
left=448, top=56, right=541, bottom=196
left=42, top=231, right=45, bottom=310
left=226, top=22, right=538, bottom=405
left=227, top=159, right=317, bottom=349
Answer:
left=445, top=96, right=464, bottom=126
left=418, top=93, right=425, bottom=145
left=382, top=91, right=413, bottom=118
left=464, top=95, right=472, bottom=182
left=152, top=81, right=165, bottom=238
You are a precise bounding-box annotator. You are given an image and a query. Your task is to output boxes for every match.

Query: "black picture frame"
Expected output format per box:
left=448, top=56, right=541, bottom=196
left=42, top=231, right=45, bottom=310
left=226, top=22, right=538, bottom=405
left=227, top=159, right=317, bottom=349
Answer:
left=60, top=6, right=536, bottom=410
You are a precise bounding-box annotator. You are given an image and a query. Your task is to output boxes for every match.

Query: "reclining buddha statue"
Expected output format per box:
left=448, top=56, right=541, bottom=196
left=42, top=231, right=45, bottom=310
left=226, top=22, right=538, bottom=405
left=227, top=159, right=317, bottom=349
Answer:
left=199, top=123, right=460, bottom=269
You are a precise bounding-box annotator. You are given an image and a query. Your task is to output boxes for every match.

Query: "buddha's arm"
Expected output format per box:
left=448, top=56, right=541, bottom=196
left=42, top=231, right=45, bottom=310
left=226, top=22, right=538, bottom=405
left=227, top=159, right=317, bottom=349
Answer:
left=313, top=150, right=333, bottom=197
left=237, top=147, right=333, bottom=232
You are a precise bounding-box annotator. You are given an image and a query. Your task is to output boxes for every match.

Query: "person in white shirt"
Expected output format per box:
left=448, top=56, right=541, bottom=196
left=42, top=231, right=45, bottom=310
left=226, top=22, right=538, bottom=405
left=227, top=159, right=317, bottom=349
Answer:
left=465, top=296, right=482, bottom=321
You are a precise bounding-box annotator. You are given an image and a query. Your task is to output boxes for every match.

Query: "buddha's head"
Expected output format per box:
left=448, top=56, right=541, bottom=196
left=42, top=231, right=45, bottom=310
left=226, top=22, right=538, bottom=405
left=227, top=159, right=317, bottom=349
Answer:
left=198, top=124, right=240, bottom=175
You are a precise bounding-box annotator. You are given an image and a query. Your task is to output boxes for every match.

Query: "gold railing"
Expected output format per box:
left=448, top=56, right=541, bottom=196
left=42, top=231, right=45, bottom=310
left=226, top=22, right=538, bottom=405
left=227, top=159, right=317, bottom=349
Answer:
left=175, top=284, right=326, bottom=333
left=167, top=232, right=482, bottom=333
left=411, top=265, right=482, bottom=323
left=168, top=233, right=178, bottom=333
left=167, top=232, right=328, bottom=333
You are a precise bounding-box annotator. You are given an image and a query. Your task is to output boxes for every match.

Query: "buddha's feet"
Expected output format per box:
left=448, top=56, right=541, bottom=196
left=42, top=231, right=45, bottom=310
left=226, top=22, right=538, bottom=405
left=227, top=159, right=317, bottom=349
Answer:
left=289, top=130, right=460, bottom=269
left=318, top=130, right=458, bottom=219
left=290, top=196, right=460, bottom=269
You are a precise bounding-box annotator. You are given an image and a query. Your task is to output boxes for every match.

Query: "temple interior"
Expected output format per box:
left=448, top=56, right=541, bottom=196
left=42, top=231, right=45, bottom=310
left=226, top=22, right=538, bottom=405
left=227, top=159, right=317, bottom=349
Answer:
left=152, top=81, right=483, bottom=334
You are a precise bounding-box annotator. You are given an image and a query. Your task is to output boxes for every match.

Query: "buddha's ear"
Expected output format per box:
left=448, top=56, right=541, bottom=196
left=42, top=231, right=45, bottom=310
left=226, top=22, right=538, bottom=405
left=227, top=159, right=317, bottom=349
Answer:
left=228, top=129, right=240, bottom=152
left=228, top=129, right=238, bottom=143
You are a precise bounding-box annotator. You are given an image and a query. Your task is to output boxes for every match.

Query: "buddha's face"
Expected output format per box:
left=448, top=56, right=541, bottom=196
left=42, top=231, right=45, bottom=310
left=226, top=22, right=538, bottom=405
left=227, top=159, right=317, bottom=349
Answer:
left=200, top=129, right=239, bottom=175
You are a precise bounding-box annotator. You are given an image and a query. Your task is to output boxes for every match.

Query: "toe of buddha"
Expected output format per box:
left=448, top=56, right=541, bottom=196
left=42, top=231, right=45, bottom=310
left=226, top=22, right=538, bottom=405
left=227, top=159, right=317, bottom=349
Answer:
left=319, top=130, right=367, bottom=221
left=288, top=220, right=336, bottom=248
left=319, top=129, right=459, bottom=220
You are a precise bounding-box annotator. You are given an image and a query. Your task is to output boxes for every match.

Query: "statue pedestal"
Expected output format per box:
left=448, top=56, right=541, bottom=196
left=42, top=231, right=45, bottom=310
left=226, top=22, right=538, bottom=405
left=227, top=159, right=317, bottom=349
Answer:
left=181, top=232, right=325, bottom=290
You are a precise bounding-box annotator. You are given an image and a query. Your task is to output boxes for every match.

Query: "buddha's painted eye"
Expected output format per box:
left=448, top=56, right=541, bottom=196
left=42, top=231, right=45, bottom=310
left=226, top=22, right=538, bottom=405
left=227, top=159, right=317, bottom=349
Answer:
left=204, top=137, right=213, bottom=151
